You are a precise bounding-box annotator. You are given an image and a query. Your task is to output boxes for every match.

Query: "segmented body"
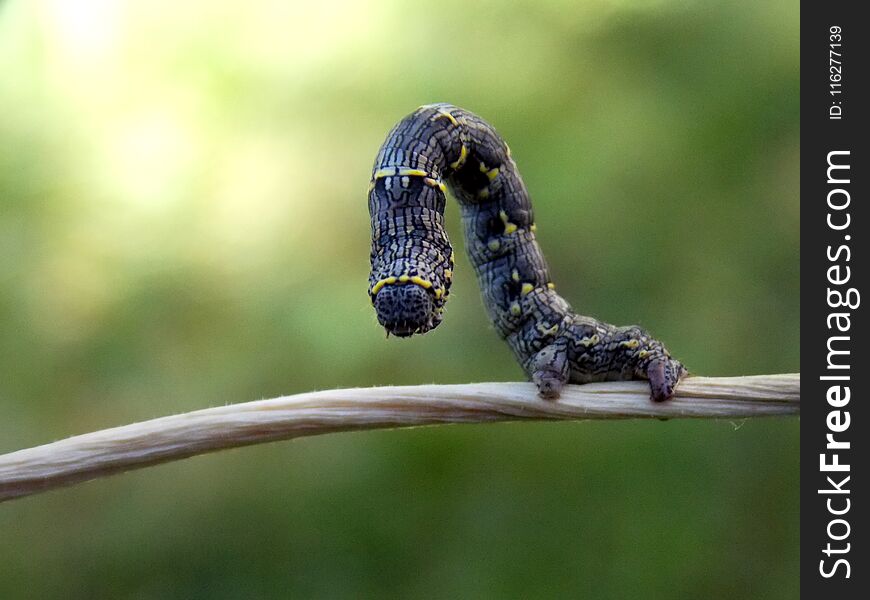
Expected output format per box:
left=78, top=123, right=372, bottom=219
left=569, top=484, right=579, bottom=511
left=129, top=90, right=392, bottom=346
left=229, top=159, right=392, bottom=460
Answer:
left=367, top=104, right=685, bottom=401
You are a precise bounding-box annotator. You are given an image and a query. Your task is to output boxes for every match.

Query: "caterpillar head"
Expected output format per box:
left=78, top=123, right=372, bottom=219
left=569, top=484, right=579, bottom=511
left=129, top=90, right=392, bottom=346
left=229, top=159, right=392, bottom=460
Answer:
left=371, top=280, right=446, bottom=337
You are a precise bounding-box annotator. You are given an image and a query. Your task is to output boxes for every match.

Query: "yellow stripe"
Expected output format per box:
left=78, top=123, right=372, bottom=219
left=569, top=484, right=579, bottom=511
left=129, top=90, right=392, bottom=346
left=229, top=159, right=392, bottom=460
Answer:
left=410, top=276, right=432, bottom=288
left=450, top=144, right=468, bottom=170
left=434, top=108, right=459, bottom=126
left=371, top=276, right=398, bottom=295
left=424, top=177, right=447, bottom=193
left=371, top=274, right=434, bottom=297
left=520, top=283, right=534, bottom=295
left=373, top=167, right=430, bottom=180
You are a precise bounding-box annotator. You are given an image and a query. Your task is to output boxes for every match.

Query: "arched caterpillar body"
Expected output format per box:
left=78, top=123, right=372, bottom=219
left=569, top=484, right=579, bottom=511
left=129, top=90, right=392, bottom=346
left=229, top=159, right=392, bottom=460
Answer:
left=367, top=104, right=686, bottom=401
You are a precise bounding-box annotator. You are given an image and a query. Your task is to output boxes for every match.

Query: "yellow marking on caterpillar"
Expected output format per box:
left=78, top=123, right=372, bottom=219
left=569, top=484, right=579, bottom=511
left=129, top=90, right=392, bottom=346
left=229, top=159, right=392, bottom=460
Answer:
left=479, top=161, right=500, bottom=181
left=444, top=268, right=453, bottom=279
left=398, top=168, right=428, bottom=177
left=520, top=283, right=534, bottom=295
left=374, top=167, right=429, bottom=180
left=505, top=144, right=512, bottom=158
left=510, top=302, right=522, bottom=316
left=499, top=210, right=518, bottom=234
left=371, top=275, right=433, bottom=297
left=434, top=288, right=444, bottom=299
left=537, top=323, right=559, bottom=337
left=620, top=339, right=640, bottom=349
left=433, top=107, right=459, bottom=126
left=547, top=282, right=556, bottom=290
left=511, top=269, right=520, bottom=282
left=578, top=334, right=600, bottom=347
left=424, top=177, right=447, bottom=192
left=488, top=239, right=501, bottom=252
left=530, top=223, right=537, bottom=232
left=450, top=144, right=468, bottom=170
left=478, top=187, right=490, bottom=199
left=367, top=181, right=376, bottom=193
left=638, top=350, right=649, bottom=359
left=371, top=276, right=398, bottom=296
left=450, top=252, right=455, bottom=265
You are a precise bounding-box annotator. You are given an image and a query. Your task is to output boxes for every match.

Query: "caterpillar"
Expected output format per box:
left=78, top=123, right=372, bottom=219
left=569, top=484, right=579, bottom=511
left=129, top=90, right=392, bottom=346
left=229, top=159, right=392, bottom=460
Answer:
left=367, top=104, right=686, bottom=401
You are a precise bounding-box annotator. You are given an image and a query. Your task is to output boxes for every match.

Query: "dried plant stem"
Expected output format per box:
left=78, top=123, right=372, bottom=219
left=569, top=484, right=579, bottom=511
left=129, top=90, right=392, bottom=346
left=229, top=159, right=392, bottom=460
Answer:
left=0, top=374, right=798, bottom=503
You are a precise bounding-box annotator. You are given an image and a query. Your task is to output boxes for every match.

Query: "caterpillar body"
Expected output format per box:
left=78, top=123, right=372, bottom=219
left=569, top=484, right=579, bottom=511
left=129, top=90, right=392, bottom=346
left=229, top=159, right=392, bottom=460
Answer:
left=367, top=104, right=686, bottom=401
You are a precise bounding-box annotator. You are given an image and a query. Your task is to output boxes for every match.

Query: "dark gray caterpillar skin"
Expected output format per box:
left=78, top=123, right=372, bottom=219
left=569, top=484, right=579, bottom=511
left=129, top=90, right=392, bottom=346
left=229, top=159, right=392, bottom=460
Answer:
left=367, top=104, right=686, bottom=401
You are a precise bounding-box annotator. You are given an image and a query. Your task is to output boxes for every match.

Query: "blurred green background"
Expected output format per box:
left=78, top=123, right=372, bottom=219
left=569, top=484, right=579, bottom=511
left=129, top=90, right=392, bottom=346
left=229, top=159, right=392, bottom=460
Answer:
left=0, top=0, right=798, bottom=598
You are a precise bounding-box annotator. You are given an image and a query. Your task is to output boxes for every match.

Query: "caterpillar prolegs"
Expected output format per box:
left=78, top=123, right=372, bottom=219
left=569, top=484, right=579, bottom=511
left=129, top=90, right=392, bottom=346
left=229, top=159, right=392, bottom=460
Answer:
left=367, top=104, right=686, bottom=401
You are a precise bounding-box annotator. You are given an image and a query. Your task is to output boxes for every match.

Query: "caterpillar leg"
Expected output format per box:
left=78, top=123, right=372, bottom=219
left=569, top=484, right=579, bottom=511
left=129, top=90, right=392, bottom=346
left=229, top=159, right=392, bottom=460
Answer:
left=531, top=339, right=570, bottom=399
left=643, top=356, right=687, bottom=402
left=556, top=322, right=686, bottom=402
left=627, top=330, right=687, bottom=402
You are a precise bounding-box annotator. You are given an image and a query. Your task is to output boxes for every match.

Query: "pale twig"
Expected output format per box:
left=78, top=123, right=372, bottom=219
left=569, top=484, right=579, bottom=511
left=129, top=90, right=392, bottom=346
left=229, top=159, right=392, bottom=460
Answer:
left=0, top=374, right=799, bottom=503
